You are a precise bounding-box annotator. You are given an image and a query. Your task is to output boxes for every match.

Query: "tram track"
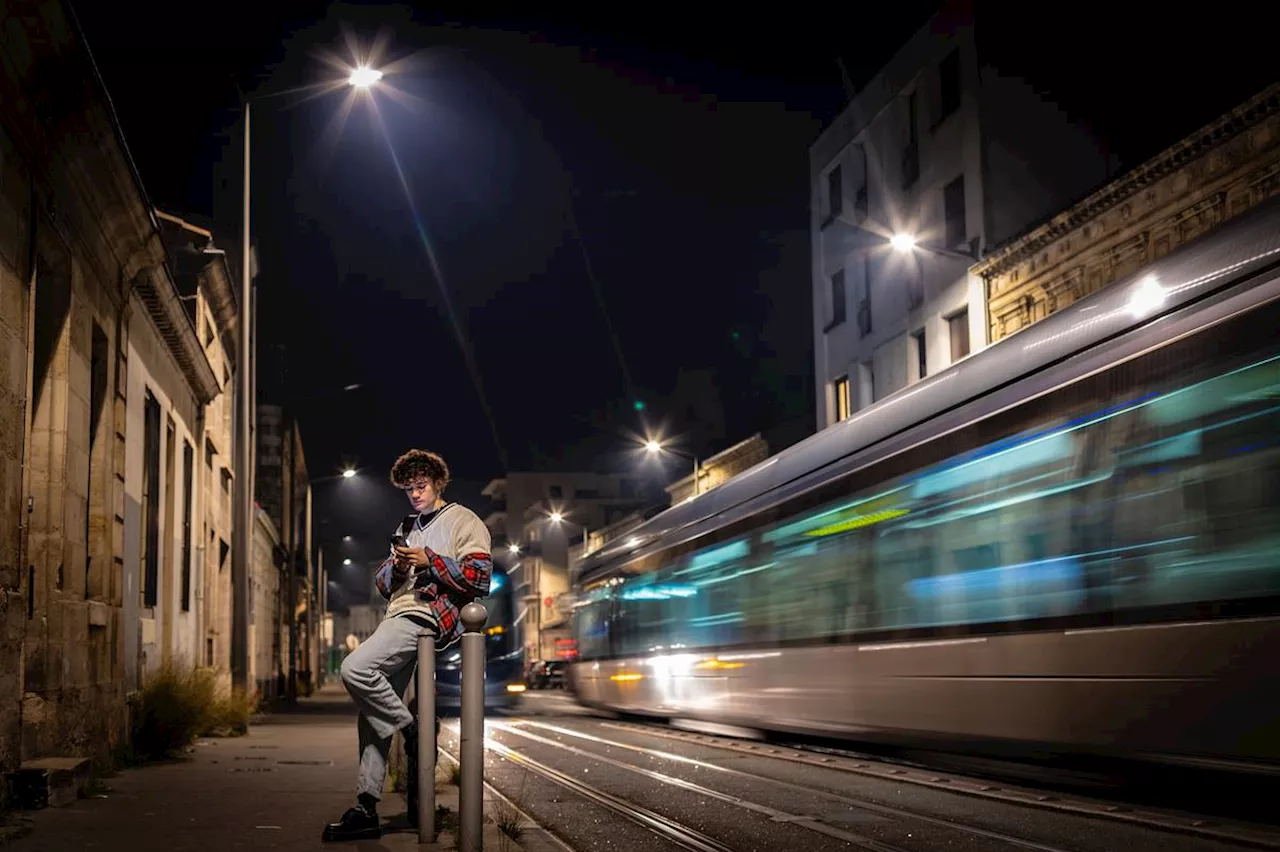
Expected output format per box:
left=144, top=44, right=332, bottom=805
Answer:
left=498, top=719, right=1074, bottom=852
left=444, top=708, right=1280, bottom=852
left=600, top=719, right=1280, bottom=850
left=449, top=731, right=736, bottom=852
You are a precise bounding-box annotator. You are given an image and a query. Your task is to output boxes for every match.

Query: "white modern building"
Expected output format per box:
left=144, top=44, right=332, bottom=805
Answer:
left=811, top=0, right=1112, bottom=428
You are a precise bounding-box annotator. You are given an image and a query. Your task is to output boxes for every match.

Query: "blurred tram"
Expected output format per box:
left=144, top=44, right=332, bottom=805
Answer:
left=435, top=565, right=525, bottom=712
left=570, top=194, right=1280, bottom=771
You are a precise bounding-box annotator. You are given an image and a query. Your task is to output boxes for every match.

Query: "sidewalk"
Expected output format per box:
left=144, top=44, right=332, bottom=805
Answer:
left=4, top=685, right=524, bottom=851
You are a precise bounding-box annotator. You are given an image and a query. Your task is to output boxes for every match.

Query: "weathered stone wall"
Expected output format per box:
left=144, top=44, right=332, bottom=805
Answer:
left=0, top=0, right=217, bottom=774
left=20, top=217, right=129, bottom=766
left=0, top=118, right=33, bottom=790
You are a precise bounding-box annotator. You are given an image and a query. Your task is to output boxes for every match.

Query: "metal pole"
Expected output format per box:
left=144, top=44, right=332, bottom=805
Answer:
left=312, top=548, right=322, bottom=689
left=231, top=99, right=252, bottom=692
left=286, top=411, right=297, bottom=703
left=305, top=488, right=314, bottom=694
left=458, top=602, right=488, bottom=852
left=416, top=632, right=437, bottom=843
left=692, top=456, right=700, bottom=496
left=318, top=561, right=327, bottom=685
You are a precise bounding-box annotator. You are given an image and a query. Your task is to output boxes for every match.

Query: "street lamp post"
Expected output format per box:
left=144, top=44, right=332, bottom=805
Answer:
left=548, top=512, right=589, bottom=550
left=644, top=439, right=701, bottom=496
left=230, top=66, right=383, bottom=696
left=289, top=466, right=358, bottom=700
left=889, top=232, right=977, bottom=262
left=542, top=511, right=591, bottom=664
left=230, top=99, right=253, bottom=693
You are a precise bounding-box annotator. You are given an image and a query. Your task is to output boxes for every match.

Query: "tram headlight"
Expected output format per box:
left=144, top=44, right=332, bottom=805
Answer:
left=506, top=683, right=527, bottom=694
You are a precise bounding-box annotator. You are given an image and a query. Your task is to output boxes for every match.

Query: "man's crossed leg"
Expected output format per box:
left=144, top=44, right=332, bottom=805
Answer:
left=324, top=614, right=432, bottom=842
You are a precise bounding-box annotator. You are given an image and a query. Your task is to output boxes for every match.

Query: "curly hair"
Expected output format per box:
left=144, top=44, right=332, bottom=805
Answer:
left=390, top=449, right=451, bottom=492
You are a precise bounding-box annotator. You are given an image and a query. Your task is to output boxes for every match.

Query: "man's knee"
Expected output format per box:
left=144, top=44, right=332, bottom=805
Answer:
left=340, top=653, right=368, bottom=688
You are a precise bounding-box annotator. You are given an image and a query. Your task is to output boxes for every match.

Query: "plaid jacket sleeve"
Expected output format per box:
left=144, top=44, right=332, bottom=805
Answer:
left=412, top=511, right=491, bottom=596
left=423, top=514, right=492, bottom=599
left=374, top=556, right=401, bottom=600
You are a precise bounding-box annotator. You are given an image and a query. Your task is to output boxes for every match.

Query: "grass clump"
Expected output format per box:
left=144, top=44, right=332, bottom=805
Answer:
left=494, top=800, right=524, bottom=842
left=130, top=663, right=257, bottom=761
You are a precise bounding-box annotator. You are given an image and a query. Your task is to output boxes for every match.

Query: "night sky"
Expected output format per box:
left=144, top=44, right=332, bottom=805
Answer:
left=72, top=1, right=1273, bottom=604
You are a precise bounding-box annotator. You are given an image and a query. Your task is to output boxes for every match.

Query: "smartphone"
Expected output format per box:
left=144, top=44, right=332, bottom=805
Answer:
left=390, top=533, right=407, bottom=549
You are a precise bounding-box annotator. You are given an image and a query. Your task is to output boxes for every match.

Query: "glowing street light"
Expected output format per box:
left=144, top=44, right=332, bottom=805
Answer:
left=343, top=558, right=352, bottom=566
left=643, top=438, right=702, bottom=496
left=348, top=66, right=384, bottom=88
left=341, top=468, right=357, bottom=479
left=889, top=231, right=973, bottom=261
left=890, top=233, right=918, bottom=252
left=507, top=544, right=520, bottom=555
left=549, top=511, right=563, bottom=524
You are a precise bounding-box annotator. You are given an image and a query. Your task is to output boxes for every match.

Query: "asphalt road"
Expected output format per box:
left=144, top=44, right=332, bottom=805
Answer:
left=440, top=689, right=1280, bottom=852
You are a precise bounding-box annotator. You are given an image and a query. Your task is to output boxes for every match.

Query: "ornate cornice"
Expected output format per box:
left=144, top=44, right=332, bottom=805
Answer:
left=974, top=82, right=1280, bottom=281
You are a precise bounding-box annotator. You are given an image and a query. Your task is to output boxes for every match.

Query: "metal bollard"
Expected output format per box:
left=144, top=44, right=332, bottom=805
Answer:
left=458, top=602, right=488, bottom=852
left=416, top=632, right=437, bottom=843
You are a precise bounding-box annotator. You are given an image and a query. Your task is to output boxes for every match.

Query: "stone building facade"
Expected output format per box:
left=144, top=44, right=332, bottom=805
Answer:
left=150, top=210, right=239, bottom=685
left=976, top=84, right=1280, bottom=341
left=250, top=505, right=284, bottom=701
left=256, top=404, right=312, bottom=698
left=0, top=0, right=248, bottom=777
left=663, top=434, right=769, bottom=505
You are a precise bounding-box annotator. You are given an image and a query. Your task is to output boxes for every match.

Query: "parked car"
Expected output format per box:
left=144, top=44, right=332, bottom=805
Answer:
left=527, top=660, right=567, bottom=689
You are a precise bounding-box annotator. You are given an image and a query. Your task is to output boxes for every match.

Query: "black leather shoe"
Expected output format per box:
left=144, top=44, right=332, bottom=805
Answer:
left=322, top=803, right=380, bottom=842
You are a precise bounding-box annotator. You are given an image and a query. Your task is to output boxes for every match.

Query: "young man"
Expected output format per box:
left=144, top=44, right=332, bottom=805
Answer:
left=323, top=449, right=492, bottom=842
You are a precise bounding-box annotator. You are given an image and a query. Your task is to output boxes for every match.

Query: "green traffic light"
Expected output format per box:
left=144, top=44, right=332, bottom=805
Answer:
left=633, top=400, right=646, bottom=411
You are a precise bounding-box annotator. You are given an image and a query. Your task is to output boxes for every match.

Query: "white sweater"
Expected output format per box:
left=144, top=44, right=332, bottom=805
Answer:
left=379, top=503, right=492, bottom=627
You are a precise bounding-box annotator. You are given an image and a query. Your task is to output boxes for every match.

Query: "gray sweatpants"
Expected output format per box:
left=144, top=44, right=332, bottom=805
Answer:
left=340, top=614, right=434, bottom=800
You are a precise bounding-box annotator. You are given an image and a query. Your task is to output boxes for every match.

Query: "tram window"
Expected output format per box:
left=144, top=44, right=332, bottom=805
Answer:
left=574, top=588, right=613, bottom=660
left=596, top=303, right=1280, bottom=655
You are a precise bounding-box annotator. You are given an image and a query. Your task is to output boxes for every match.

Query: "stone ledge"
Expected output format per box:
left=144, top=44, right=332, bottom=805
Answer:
left=6, top=757, right=91, bottom=809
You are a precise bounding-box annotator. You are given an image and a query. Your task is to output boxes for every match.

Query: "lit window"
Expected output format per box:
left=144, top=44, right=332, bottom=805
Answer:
left=834, top=376, right=851, bottom=422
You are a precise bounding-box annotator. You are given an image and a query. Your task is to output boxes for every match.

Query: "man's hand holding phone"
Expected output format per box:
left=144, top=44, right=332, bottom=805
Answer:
left=390, top=534, right=430, bottom=579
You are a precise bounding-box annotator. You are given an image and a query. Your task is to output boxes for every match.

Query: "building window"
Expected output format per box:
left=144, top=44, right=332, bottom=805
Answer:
left=87, top=323, right=108, bottom=596
left=912, top=329, right=927, bottom=380
left=853, top=144, right=868, bottom=219
left=163, top=417, right=176, bottom=600
left=141, top=392, right=161, bottom=609
left=834, top=375, right=851, bottom=422
left=829, top=269, right=846, bottom=328
left=944, top=175, right=966, bottom=249
left=939, top=48, right=961, bottom=121
left=949, top=309, right=971, bottom=362
left=826, top=165, right=843, bottom=220
left=858, top=361, right=875, bottom=408
left=182, top=440, right=194, bottom=612
left=902, top=91, right=919, bottom=189
left=858, top=256, right=873, bottom=336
